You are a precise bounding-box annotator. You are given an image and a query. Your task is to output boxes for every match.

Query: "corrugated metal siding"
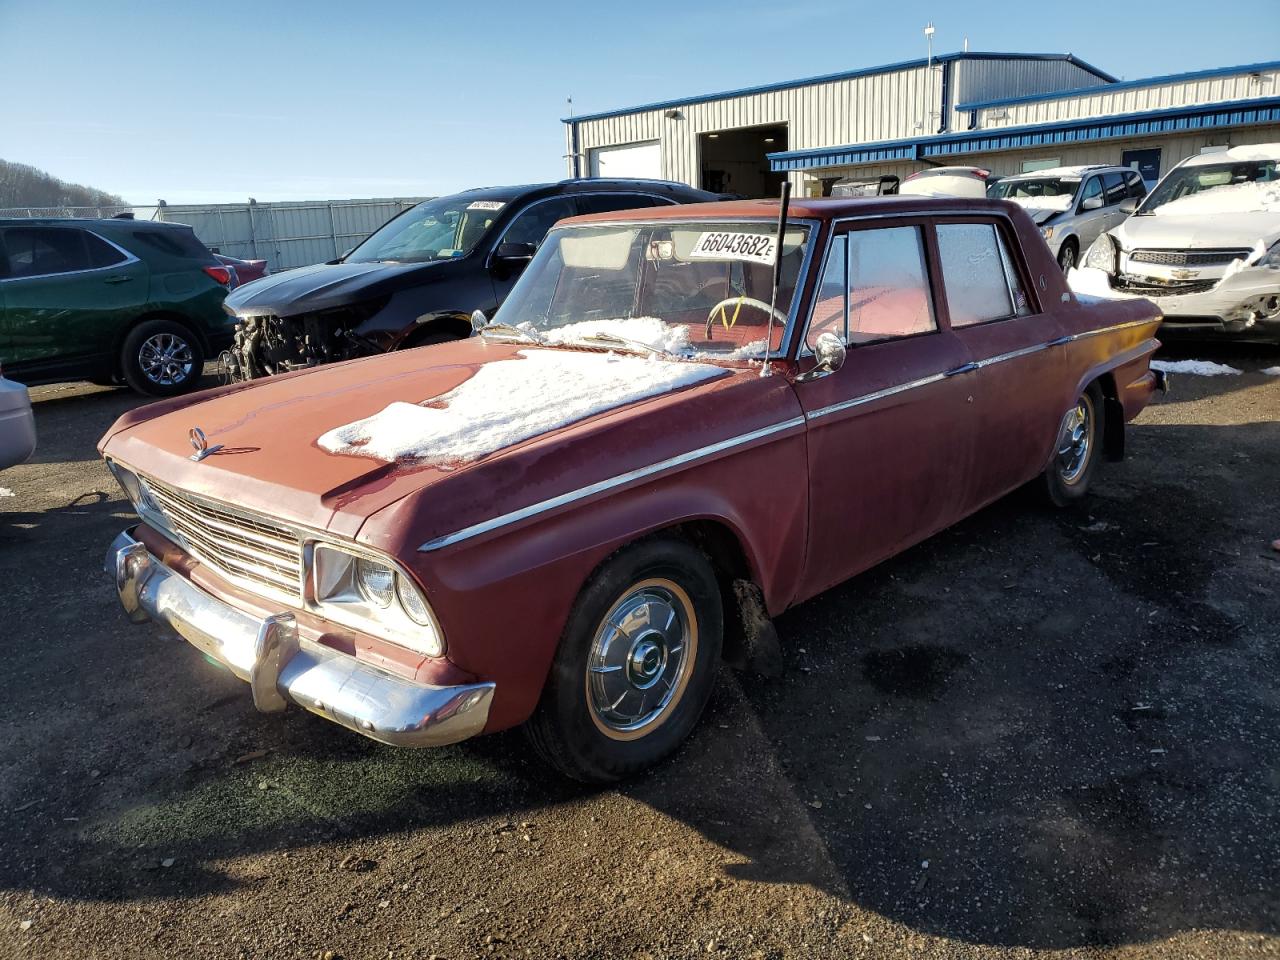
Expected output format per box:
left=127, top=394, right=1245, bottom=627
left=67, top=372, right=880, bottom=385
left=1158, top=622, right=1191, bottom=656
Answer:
left=157, top=198, right=426, bottom=270
left=573, top=64, right=942, bottom=187
left=951, top=58, right=1109, bottom=131
left=976, top=66, right=1280, bottom=128
left=804, top=124, right=1280, bottom=189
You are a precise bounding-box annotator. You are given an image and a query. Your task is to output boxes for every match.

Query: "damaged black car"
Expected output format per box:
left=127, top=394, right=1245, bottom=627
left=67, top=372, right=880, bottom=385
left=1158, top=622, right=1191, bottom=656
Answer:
left=220, top=178, right=722, bottom=380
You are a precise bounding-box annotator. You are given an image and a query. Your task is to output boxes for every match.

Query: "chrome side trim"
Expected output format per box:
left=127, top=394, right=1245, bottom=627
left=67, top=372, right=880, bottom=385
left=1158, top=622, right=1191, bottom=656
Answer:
left=1061, top=318, right=1154, bottom=341
left=807, top=371, right=948, bottom=421
left=418, top=416, right=808, bottom=552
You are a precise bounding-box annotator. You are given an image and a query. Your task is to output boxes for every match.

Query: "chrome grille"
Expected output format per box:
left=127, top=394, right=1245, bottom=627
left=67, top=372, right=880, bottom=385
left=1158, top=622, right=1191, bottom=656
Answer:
left=142, top=476, right=303, bottom=599
left=1129, top=248, right=1252, bottom=266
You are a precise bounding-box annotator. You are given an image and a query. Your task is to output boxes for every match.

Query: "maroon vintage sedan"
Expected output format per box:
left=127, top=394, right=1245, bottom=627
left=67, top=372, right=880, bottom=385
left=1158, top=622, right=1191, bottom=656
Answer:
left=100, top=197, right=1163, bottom=781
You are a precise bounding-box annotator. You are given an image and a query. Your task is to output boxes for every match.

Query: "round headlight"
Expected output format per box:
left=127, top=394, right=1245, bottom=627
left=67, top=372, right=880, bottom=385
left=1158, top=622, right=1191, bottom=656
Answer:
left=355, top=557, right=395, bottom=608
left=396, top=574, right=433, bottom=626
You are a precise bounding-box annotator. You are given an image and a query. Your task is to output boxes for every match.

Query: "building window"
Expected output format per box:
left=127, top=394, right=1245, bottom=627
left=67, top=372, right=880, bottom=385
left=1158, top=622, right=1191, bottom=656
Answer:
left=1021, top=158, right=1061, bottom=173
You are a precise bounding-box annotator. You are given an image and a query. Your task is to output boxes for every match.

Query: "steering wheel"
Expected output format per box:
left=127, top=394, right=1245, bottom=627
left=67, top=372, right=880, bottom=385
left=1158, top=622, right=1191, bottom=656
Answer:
left=703, top=295, right=788, bottom=339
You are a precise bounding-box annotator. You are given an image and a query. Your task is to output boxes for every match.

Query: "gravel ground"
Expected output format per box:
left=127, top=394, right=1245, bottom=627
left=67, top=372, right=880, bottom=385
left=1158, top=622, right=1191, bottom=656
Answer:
left=1, top=344, right=1278, bottom=960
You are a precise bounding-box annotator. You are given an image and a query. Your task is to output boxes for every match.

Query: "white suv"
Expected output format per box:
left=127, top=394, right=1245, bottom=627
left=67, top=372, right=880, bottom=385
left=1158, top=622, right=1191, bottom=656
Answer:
left=987, top=165, right=1147, bottom=270
left=1070, top=144, right=1280, bottom=341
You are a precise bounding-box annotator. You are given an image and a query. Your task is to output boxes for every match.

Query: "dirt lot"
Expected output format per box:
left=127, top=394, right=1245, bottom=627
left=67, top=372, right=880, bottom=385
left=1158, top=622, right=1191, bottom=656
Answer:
left=1, top=344, right=1279, bottom=960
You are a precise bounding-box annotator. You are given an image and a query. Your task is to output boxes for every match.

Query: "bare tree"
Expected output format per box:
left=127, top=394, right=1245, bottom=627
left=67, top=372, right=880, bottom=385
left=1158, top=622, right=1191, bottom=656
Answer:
left=0, top=158, right=125, bottom=210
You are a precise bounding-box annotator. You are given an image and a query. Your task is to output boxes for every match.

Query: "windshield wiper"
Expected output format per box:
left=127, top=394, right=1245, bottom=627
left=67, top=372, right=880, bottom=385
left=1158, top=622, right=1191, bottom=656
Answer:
left=569, top=331, right=681, bottom=359
left=479, top=322, right=544, bottom=344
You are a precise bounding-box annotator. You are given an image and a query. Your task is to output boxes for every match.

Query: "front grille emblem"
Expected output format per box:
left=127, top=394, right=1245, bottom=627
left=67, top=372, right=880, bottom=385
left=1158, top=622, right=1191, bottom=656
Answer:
left=189, top=427, right=224, bottom=462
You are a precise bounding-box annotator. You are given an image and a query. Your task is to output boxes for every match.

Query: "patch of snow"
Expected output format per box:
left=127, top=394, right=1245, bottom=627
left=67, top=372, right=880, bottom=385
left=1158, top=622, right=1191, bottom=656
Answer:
left=1149, top=359, right=1242, bottom=377
left=1005, top=194, right=1074, bottom=211
left=1261, top=366, right=1280, bottom=376
left=318, top=349, right=726, bottom=465
left=538, top=317, right=693, bottom=355
left=1153, top=181, right=1280, bottom=217
left=0, top=487, right=13, bottom=498
left=724, top=338, right=770, bottom=360
left=1184, top=143, right=1280, bottom=166
left=1067, top=266, right=1125, bottom=299
left=1004, top=165, right=1100, bottom=180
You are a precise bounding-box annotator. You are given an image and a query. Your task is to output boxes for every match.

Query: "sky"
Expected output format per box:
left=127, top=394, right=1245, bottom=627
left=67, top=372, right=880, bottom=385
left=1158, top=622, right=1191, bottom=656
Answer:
left=2, top=0, right=1276, bottom=205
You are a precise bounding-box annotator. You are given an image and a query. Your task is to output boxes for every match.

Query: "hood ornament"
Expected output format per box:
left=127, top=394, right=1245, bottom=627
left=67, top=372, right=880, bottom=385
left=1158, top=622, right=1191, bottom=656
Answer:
left=189, top=427, right=224, bottom=462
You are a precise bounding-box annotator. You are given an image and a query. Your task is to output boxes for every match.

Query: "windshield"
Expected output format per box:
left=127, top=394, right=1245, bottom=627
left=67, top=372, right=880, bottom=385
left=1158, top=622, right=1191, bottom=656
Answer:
left=988, top=178, right=1080, bottom=206
left=345, top=195, right=509, bottom=263
left=1139, top=159, right=1280, bottom=215
left=491, top=220, right=812, bottom=361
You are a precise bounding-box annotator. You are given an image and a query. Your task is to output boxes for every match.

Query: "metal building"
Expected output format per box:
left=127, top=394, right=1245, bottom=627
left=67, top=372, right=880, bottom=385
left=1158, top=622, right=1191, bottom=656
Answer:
left=564, top=53, right=1280, bottom=196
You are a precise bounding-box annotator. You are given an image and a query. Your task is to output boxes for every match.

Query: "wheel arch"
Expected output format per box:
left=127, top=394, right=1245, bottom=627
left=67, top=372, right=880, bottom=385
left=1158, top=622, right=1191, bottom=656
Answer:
left=396, top=313, right=473, bottom=349
left=109, top=310, right=211, bottom=377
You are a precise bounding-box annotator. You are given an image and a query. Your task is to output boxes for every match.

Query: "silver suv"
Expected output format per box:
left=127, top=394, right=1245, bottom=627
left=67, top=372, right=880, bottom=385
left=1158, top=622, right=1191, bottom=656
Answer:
left=988, top=165, right=1147, bottom=270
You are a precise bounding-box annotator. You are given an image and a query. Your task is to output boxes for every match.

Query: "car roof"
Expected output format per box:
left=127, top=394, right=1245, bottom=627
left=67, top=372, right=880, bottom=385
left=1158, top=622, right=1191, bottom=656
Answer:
left=561, top=195, right=1020, bottom=226
left=1002, top=164, right=1126, bottom=181
left=444, top=179, right=719, bottom=205
left=1180, top=142, right=1280, bottom=167
left=0, top=216, right=191, bottom=229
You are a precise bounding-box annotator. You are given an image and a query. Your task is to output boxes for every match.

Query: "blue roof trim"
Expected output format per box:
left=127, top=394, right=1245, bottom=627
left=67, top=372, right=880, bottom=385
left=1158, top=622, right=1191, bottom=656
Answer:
left=563, top=52, right=1114, bottom=125
left=955, top=59, right=1280, bottom=112
left=768, top=95, right=1280, bottom=171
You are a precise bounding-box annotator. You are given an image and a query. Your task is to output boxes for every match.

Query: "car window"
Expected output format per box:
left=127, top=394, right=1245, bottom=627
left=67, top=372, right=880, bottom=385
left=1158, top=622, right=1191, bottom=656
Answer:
left=1078, top=177, right=1103, bottom=208
left=1102, top=173, right=1127, bottom=206
left=1, top=226, right=92, bottom=279
left=502, top=197, right=579, bottom=248
left=810, top=226, right=935, bottom=345
left=806, top=235, right=847, bottom=349
left=129, top=228, right=210, bottom=260
left=574, top=194, right=670, bottom=216
left=937, top=222, right=1030, bottom=327
left=85, top=232, right=128, bottom=268
left=1124, top=171, right=1147, bottom=200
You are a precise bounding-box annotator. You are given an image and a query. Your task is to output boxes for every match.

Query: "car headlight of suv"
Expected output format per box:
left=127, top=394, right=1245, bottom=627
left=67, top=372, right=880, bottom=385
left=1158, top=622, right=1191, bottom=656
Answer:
left=311, top=543, right=445, bottom=657
left=1084, top=234, right=1119, bottom=274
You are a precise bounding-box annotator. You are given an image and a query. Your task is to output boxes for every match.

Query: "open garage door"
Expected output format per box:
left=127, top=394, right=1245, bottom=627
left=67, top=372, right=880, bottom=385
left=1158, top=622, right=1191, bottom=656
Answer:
left=588, top=140, right=661, bottom=179
left=699, top=123, right=787, bottom=198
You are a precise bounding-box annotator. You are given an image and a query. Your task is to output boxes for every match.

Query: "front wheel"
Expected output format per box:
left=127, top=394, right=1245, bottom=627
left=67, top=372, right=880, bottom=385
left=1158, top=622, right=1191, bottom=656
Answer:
left=526, top=537, right=723, bottom=782
left=1043, top=382, right=1103, bottom=507
left=1057, top=239, right=1079, bottom=272
left=121, top=319, right=205, bottom=396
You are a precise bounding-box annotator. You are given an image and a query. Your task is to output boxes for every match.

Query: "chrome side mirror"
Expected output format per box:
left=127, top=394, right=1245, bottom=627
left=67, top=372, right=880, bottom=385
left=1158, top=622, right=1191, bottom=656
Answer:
left=796, top=331, right=846, bottom=382
left=471, top=309, right=487, bottom=334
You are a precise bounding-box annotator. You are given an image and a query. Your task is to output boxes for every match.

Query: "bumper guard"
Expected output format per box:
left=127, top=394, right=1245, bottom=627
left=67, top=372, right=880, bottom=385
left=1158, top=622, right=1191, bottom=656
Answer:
left=106, top=528, right=494, bottom=747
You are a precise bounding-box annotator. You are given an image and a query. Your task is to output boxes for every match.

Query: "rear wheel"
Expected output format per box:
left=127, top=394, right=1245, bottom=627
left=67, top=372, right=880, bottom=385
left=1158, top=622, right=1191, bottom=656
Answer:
left=121, top=319, right=205, bottom=396
left=1043, top=381, right=1103, bottom=507
left=1057, top=239, right=1079, bottom=272
left=526, top=537, right=723, bottom=782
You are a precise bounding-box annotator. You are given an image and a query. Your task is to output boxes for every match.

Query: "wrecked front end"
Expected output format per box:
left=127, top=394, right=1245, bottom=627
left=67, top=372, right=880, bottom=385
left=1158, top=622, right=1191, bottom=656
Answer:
left=222, top=301, right=389, bottom=382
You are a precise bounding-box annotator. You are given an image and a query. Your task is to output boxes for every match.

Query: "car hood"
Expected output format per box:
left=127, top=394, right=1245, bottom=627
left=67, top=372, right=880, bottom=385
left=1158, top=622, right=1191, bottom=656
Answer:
left=98, top=338, right=779, bottom=548
left=1113, top=212, right=1280, bottom=251
left=223, top=257, right=460, bottom=317
left=1023, top=207, right=1063, bottom=226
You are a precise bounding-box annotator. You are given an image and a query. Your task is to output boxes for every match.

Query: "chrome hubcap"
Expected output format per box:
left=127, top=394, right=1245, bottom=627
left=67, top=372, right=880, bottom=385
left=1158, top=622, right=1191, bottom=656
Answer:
left=1056, top=395, right=1093, bottom=484
left=139, top=333, right=194, bottom=386
left=586, top=579, right=696, bottom=739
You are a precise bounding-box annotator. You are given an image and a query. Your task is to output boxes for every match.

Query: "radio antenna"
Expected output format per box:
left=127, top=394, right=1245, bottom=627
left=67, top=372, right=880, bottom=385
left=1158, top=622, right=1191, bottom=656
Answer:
left=758, top=179, right=791, bottom=378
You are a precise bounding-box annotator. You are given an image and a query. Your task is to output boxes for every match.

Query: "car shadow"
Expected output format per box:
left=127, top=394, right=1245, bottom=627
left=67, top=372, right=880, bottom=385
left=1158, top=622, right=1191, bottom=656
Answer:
left=1, top=416, right=1277, bottom=952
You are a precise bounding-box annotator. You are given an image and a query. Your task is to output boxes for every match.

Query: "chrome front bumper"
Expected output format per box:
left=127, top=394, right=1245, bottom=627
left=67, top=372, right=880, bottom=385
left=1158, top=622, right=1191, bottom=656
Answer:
left=105, top=528, right=494, bottom=747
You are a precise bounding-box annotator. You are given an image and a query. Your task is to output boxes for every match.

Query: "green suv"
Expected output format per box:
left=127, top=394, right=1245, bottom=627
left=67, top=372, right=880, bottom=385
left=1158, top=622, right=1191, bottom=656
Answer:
left=0, top=218, right=235, bottom=396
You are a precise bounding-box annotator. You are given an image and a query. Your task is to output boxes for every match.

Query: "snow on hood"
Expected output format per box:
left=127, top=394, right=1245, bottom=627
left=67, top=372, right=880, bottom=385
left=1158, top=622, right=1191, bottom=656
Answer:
left=318, top=349, right=727, bottom=464
left=1114, top=210, right=1280, bottom=252
left=1152, top=181, right=1280, bottom=217
left=1006, top=194, right=1074, bottom=214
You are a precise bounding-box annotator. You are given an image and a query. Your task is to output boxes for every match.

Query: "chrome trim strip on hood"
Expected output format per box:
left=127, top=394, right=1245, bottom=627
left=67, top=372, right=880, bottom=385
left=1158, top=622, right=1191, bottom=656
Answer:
left=418, top=416, right=807, bottom=552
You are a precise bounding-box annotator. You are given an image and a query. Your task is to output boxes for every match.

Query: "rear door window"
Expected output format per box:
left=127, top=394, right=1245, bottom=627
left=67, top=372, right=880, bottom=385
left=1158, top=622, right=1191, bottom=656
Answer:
left=1124, top=171, right=1147, bottom=199
left=85, top=232, right=128, bottom=267
left=1102, top=173, right=1127, bottom=206
left=937, top=222, right=1031, bottom=327
left=502, top=197, right=579, bottom=248
left=0, top=226, right=92, bottom=278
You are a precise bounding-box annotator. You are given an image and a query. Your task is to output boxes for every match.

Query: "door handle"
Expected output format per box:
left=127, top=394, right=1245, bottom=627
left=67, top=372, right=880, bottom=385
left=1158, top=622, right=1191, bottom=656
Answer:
left=104, top=275, right=133, bottom=284
left=945, top=362, right=978, bottom=377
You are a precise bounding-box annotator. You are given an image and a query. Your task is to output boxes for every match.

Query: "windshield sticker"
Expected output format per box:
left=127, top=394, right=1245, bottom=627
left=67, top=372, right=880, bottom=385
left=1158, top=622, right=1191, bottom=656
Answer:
left=688, top=231, right=777, bottom=265
left=467, top=200, right=505, bottom=211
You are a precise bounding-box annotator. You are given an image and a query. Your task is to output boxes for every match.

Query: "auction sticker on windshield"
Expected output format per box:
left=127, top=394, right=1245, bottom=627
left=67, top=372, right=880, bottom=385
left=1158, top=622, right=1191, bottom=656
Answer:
left=468, top=201, right=505, bottom=211
left=688, top=231, right=777, bottom=265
